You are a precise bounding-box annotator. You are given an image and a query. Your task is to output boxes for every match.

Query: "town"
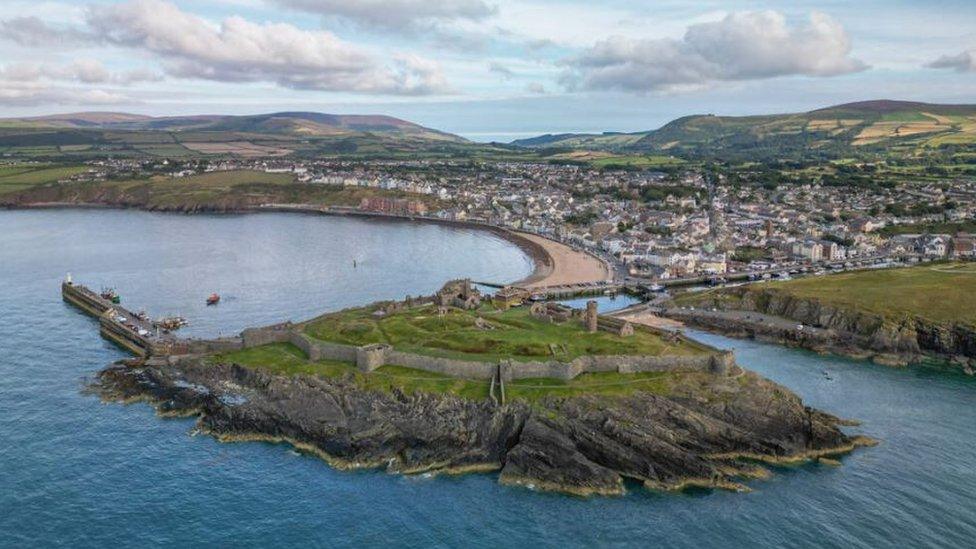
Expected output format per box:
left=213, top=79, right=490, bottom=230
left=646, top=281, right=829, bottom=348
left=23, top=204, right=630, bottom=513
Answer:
left=49, top=155, right=976, bottom=283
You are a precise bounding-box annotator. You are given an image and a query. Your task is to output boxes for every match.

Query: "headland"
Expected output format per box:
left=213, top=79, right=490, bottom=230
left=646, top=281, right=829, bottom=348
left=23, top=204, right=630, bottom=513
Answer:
left=662, top=262, right=976, bottom=371
left=66, top=278, right=872, bottom=497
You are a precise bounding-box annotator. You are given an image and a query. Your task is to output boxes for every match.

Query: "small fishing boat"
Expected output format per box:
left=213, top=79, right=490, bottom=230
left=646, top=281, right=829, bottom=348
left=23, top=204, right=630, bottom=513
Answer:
left=157, top=316, right=188, bottom=331
left=206, top=293, right=220, bottom=306
left=100, top=288, right=121, bottom=304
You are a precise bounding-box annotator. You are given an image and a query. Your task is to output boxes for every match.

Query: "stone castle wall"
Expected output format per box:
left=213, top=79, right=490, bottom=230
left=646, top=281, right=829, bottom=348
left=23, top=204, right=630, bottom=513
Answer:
left=268, top=335, right=735, bottom=381
left=289, top=332, right=358, bottom=363
left=386, top=350, right=498, bottom=379
left=139, top=288, right=736, bottom=381
left=242, top=322, right=294, bottom=347
left=133, top=307, right=735, bottom=381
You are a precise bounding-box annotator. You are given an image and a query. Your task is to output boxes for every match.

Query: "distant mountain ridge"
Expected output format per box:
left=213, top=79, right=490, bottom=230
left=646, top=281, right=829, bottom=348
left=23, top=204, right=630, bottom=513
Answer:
left=1, top=111, right=466, bottom=143
left=511, top=100, right=976, bottom=159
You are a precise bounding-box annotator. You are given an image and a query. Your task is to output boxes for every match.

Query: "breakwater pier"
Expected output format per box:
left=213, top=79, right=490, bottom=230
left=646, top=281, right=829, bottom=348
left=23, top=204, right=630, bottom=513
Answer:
left=61, top=279, right=164, bottom=356
left=61, top=279, right=241, bottom=357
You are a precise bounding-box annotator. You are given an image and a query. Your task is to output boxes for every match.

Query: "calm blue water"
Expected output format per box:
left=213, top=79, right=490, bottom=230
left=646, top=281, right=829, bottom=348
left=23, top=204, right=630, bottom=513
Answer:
left=2, top=210, right=976, bottom=548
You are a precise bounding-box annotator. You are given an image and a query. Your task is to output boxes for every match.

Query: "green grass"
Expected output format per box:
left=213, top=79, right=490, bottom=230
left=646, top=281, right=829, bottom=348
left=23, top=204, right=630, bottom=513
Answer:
left=304, top=303, right=707, bottom=362
left=213, top=342, right=685, bottom=402
left=686, top=262, right=976, bottom=325
left=880, top=221, right=976, bottom=236
left=0, top=164, right=88, bottom=195
left=136, top=144, right=195, bottom=157
left=212, top=343, right=352, bottom=378
left=7, top=168, right=442, bottom=208
left=589, top=155, right=686, bottom=169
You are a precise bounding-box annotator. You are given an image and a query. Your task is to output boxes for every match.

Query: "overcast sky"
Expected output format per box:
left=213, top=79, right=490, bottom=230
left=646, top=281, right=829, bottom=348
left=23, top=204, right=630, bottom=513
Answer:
left=1, top=0, right=974, bottom=140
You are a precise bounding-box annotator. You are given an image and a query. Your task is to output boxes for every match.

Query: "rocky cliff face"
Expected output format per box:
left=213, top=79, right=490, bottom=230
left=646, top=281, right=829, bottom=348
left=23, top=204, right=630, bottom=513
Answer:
left=691, top=288, right=976, bottom=365
left=93, top=358, right=868, bottom=496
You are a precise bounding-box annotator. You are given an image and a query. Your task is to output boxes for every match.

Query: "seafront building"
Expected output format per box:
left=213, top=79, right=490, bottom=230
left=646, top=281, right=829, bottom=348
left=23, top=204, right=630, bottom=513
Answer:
left=67, top=157, right=976, bottom=281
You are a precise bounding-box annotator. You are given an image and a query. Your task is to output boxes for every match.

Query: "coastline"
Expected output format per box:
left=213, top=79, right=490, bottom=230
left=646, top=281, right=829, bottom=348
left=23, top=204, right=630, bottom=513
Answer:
left=2, top=201, right=606, bottom=289
left=508, top=231, right=610, bottom=288
left=37, top=208, right=871, bottom=499
left=93, top=357, right=865, bottom=498
left=659, top=307, right=975, bottom=371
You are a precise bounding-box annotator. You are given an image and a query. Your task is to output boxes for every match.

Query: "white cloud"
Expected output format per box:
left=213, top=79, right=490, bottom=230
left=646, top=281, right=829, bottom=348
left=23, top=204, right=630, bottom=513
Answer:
left=0, top=0, right=451, bottom=96
left=79, top=0, right=450, bottom=95
left=0, top=60, right=161, bottom=85
left=927, top=50, right=976, bottom=72
left=268, top=0, right=495, bottom=30
left=0, top=82, right=133, bottom=106
left=561, top=11, right=867, bottom=93
left=0, top=16, right=96, bottom=46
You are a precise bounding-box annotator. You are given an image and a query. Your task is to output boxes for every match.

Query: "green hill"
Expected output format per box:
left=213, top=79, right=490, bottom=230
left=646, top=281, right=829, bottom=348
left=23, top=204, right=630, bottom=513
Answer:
left=0, top=111, right=464, bottom=141
left=512, top=100, right=976, bottom=160
left=0, top=111, right=473, bottom=159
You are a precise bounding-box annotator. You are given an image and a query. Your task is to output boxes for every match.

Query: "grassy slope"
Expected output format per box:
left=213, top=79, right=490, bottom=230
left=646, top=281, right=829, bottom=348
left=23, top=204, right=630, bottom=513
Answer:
left=303, top=303, right=708, bottom=362
left=514, top=101, right=976, bottom=160
left=880, top=221, right=976, bottom=236
left=213, top=342, right=696, bottom=401
left=680, top=262, right=976, bottom=325
left=0, top=164, right=89, bottom=196
left=2, top=169, right=442, bottom=210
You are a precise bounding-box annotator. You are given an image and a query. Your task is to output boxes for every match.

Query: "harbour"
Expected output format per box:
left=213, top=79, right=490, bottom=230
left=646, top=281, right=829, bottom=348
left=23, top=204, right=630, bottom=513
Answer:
left=4, top=209, right=976, bottom=548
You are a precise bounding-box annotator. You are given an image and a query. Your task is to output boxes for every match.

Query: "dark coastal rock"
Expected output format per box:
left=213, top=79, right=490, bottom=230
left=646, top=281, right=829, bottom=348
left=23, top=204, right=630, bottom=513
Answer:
left=674, top=287, right=976, bottom=366
left=92, top=358, right=867, bottom=497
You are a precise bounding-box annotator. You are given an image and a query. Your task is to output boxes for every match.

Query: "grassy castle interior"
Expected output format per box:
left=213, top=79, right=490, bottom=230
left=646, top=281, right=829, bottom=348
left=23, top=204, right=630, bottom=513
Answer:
left=212, top=299, right=722, bottom=402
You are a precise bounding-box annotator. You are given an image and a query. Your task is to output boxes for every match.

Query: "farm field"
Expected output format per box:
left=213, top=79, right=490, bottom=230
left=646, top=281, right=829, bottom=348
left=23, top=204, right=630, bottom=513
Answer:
left=0, top=164, right=89, bottom=195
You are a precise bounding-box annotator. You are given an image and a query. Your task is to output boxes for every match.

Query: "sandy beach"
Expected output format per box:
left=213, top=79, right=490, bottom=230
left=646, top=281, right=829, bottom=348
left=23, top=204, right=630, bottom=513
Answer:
left=512, top=232, right=610, bottom=288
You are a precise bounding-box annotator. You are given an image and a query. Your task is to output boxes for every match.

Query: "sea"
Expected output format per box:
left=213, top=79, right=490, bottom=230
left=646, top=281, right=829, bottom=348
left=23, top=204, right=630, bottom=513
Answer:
left=1, top=209, right=975, bottom=548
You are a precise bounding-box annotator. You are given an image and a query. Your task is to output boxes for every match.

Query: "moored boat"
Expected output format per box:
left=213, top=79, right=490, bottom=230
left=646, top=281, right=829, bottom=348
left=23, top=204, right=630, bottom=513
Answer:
left=100, top=288, right=121, bottom=304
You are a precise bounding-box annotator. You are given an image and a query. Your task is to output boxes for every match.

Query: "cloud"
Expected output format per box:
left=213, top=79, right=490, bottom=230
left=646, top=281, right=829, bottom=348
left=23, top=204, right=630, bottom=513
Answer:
left=0, top=82, right=133, bottom=106
left=0, top=16, right=96, bottom=47
left=927, top=50, right=976, bottom=72
left=525, top=82, right=546, bottom=94
left=81, top=0, right=450, bottom=95
left=488, top=61, right=515, bottom=80
left=268, top=0, right=495, bottom=30
left=0, top=60, right=161, bottom=86
left=561, top=11, right=867, bottom=93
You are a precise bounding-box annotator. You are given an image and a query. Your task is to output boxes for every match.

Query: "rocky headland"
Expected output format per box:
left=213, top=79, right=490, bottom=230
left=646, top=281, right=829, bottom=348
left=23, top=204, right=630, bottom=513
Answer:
left=666, top=285, right=976, bottom=371
left=92, top=355, right=872, bottom=497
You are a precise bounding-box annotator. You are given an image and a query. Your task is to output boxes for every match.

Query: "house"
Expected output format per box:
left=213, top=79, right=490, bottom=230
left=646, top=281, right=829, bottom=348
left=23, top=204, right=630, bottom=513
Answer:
left=849, top=218, right=882, bottom=233
left=917, top=234, right=949, bottom=258
left=698, top=254, right=728, bottom=274
left=951, top=234, right=976, bottom=258
left=494, top=286, right=529, bottom=309
left=792, top=240, right=823, bottom=262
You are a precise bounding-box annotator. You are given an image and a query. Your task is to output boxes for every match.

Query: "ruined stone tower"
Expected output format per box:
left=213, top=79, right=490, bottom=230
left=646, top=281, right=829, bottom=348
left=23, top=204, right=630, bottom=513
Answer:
left=585, top=300, right=598, bottom=333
